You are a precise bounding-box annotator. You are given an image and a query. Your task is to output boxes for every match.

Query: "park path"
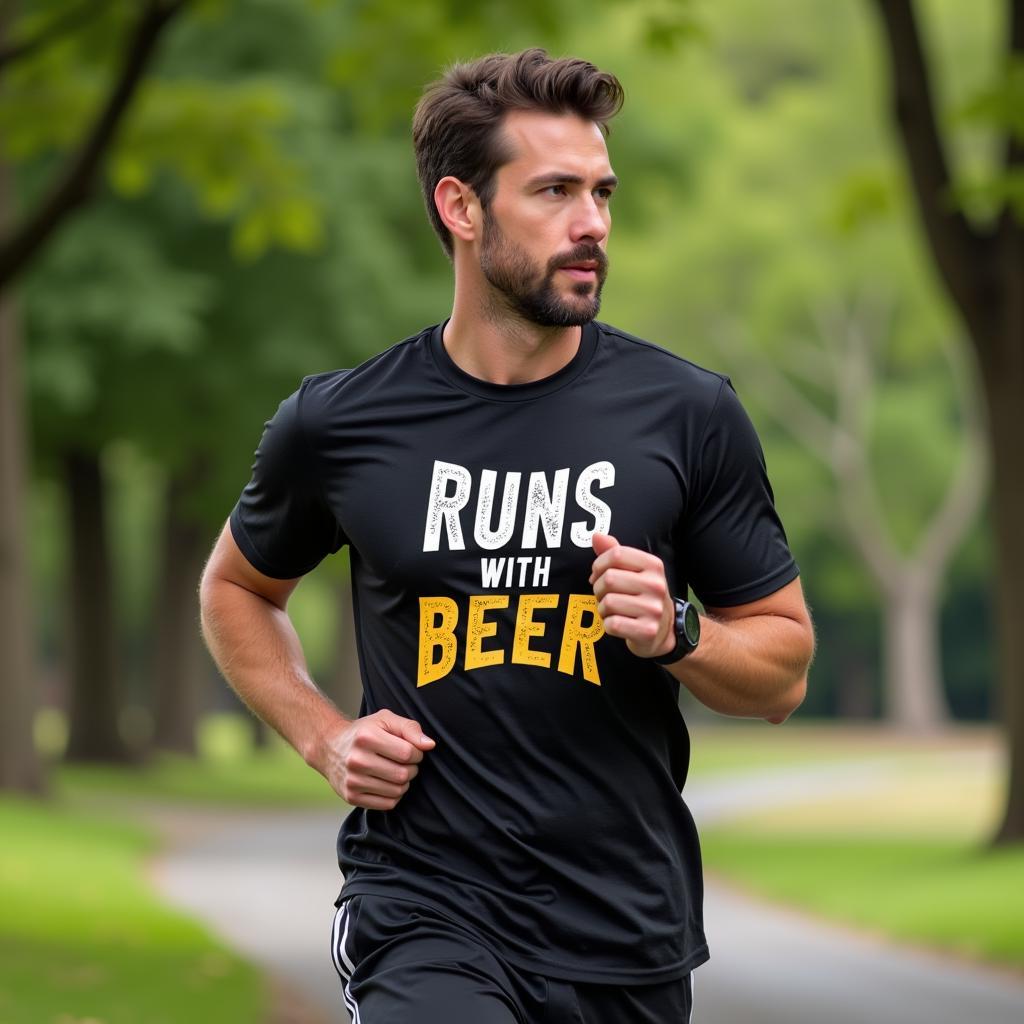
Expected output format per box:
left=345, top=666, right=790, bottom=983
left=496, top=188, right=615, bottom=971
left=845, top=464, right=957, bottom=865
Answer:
left=149, top=750, right=1024, bottom=1024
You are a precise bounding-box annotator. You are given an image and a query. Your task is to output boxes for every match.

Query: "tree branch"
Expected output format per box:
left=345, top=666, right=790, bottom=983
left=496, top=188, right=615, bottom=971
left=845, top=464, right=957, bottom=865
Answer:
left=0, top=0, right=106, bottom=70
left=914, top=332, right=990, bottom=572
left=713, top=318, right=837, bottom=465
left=1009, top=0, right=1024, bottom=174
left=714, top=308, right=904, bottom=589
left=0, top=0, right=187, bottom=291
left=869, top=0, right=991, bottom=325
left=774, top=334, right=836, bottom=392
left=821, top=294, right=906, bottom=588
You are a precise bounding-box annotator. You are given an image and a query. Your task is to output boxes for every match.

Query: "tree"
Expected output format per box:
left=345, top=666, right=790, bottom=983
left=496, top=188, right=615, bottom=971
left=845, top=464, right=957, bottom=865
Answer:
left=0, top=0, right=187, bottom=786
left=869, top=0, right=1024, bottom=843
left=582, top=0, right=996, bottom=725
left=19, top=0, right=604, bottom=763
left=11, top=0, right=331, bottom=766
left=717, top=293, right=988, bottom=731
left=0, top=161, right=44, bottom=791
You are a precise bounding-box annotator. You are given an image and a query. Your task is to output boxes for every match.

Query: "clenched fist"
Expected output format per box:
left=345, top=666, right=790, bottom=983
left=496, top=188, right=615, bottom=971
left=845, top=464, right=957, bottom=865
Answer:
left=589, top=532, right=674, bottom=660
left=320, top=709, right=436, bottom=810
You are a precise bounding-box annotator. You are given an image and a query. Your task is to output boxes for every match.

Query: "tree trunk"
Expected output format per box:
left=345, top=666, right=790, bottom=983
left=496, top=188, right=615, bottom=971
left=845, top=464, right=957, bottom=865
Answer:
left=985, top=337, right=1024, bottom=844
left=328, top=564, right=363, bottom=719
left=880, top=573, right=949, bottom=731
left=866, top=0, right=1024, bottom=843
left=251, top=715, right=269, bottom=750
left=0, top=212, right=45, bottom=793
left=0, top=1, right=44, bottom=797
left=836, top=650, right=875, bottom=720
left=63, top=448, right=131, bottom=762
left=151, top=462, right=211, bottom=755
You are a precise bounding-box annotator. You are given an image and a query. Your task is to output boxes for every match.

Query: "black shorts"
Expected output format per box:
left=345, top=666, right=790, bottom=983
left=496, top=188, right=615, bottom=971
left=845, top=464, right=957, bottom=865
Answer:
left=330, top=894, right=696, bottom=1024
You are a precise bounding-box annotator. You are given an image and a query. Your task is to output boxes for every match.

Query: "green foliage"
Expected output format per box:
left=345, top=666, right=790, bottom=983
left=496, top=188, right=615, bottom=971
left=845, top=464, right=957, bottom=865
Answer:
left=1, top=2, right=327, bottom=261
left=957, top=55, right=1024, bottom=141
left=9, top=0, right=1001, bottom=723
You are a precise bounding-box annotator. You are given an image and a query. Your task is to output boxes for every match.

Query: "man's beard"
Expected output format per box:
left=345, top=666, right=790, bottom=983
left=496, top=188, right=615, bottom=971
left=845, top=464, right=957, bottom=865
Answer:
left=479, top=211, right=608, bottom=328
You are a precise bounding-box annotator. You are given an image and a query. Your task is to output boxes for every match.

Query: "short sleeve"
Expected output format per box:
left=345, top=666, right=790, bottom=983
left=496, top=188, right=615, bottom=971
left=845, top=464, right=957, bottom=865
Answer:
left=677, top=377, right=799, bottom=607
left=229, top=381, right=344, bottom=579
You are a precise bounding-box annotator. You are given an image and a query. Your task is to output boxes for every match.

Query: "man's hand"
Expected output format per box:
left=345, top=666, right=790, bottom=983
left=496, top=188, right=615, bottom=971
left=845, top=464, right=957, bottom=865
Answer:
left=317, top=709, right=436, bottom=811
left=589, top=532, right=675, bottom=660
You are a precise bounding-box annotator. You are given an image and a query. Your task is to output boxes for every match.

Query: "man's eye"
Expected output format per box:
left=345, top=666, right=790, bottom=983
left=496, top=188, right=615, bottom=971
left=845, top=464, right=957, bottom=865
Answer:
left=595, top=188, right=614, bottom=201
left=545, top=185, right=567, bottom=196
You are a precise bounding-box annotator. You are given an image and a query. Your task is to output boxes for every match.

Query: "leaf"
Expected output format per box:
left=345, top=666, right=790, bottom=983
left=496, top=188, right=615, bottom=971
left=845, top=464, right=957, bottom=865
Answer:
left=955, top=55, right=1024, bottom=140
left=108, top=155, right=153, bottom=197
left=231, top=210, right=271, bottom=261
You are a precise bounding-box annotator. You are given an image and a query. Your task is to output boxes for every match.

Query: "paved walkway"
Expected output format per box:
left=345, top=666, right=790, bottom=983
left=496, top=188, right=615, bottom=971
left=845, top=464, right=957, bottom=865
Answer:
left=150, top=752, right=1024, bottom=1023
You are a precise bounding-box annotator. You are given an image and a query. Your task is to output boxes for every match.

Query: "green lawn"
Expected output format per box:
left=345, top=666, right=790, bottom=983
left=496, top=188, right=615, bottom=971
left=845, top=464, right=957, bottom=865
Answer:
left=0, top=795, right=265, bottom=1024
left=52, top=714, right=343, bottom=808
left=12, top=709, right=1017, bottom=1020
left=699, top=737, right=1024, bottom=970
left=686, top=717, right=996, bottom=779
left=702, top=831, right=1024, bottom=967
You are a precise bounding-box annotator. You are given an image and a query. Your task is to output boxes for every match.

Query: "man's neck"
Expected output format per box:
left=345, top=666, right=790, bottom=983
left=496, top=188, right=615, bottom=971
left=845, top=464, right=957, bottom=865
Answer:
left=442, top=286, right=582, bottom=386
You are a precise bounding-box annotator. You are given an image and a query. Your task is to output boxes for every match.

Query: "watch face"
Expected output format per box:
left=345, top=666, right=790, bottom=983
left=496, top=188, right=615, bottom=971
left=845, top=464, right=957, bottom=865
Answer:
left=681, top=602, right=701, bottom=646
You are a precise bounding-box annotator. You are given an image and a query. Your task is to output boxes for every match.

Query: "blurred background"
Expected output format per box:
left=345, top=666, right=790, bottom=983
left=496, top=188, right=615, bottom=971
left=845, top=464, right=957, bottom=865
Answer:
left=1, top=1, right=1022, bottom=1022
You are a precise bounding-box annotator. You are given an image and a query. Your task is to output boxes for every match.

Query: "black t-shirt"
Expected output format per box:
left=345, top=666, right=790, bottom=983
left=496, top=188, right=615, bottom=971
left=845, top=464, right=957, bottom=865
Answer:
left=230, top=318, right=799, bottom=984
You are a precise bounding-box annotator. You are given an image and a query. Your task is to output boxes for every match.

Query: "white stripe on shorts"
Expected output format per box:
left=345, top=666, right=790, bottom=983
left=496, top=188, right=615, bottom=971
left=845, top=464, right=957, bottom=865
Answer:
left=331, top=901, right=362, bottom=1024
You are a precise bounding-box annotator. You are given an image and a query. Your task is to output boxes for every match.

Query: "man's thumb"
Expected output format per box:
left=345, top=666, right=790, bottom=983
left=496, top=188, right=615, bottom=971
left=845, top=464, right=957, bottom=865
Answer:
left=386, top=713, right=435, bottom=750
left=592, top=531, right=618, bottom=554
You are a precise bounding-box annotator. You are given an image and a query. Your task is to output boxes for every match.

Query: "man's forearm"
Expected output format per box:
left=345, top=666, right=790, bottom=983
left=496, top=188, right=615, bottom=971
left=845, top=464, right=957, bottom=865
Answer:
left=665, top=611, right=813, bottom=722
left=199, top=577, right=349, bottom=770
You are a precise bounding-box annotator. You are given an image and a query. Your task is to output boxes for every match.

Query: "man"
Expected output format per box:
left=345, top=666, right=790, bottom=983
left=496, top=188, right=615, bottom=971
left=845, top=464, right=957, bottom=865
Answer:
left=200, top=48, right=814, bottom=1024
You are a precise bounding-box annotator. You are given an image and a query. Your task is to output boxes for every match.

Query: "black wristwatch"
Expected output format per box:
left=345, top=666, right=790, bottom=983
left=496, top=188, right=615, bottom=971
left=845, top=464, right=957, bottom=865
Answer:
left=651, top=597, right=701, bottom=665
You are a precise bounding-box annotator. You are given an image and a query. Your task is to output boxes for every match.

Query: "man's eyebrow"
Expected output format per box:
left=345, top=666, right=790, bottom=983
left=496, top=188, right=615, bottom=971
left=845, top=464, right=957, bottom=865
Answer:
left=524, top=172, right=619, bottom=190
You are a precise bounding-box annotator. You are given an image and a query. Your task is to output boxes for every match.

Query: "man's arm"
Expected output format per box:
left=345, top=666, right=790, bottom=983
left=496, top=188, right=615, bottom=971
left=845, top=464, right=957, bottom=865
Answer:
left=671, top=577, right=812, bottom=723
left=589, top=533, right=814, bottom=723
left=199, top=520, right=435, bottom=809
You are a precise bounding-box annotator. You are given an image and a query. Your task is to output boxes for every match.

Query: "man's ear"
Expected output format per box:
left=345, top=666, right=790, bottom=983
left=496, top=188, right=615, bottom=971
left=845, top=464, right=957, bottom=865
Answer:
left=434, top=176, right=480, bottom=244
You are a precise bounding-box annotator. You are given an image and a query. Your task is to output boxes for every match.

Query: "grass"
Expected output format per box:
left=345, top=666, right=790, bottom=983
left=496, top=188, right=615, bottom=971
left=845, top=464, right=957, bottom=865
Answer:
left=699, top=742, right=1024, bottom=970
left=686, top=716, right=996, bottom=779
left=16, top=709, right=1020, bottom=1008
left=0, top=795, right=265, bottom=1024
left=1, top=713, right=341, bottom=1021
left=47, top=713, right=909, bottom=808
left=51, top=714, right=343, bottom=809
left=702, top=832, right=1024, bottom=967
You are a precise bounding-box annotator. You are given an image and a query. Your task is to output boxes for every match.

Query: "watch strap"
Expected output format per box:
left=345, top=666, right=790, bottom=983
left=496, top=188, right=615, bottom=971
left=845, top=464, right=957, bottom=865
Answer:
left=651, top=597, right=699, bottom=665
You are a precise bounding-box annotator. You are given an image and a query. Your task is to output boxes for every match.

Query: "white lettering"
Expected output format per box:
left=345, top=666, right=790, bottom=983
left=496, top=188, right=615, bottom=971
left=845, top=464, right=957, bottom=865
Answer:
left=570, top=461, right=615, bottom=545
left=474, top=469, right=521, bottom=550
left=480, top=557, right=506, bottom=588
left=521, top=468, right=570, bottom=549
left=423, top=460, right=471, bottom=552
left=532, top=556, right=551, bottom=587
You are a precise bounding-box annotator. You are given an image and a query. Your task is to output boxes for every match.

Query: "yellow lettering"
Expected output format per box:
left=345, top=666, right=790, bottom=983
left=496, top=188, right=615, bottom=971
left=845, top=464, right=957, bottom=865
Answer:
left=465, top=594, right=509, bottom=670
left=558, top=594, right=604, bottom=685
left=512, top=593, right=560, bottom=668
left=418, top=597, right=458, bottom=686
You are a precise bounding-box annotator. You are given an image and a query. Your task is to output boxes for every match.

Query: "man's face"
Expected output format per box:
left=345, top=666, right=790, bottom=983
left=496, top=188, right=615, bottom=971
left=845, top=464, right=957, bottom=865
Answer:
left=477, top=111, right=615, bottom=328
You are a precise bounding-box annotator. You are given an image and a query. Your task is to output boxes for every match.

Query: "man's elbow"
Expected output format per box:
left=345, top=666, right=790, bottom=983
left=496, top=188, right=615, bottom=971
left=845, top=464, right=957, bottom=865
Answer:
left=764, top=674, right=807, bottom=725
left=198, top=564, right=225, bottom=621
left=765, top=625, right=814, bottom=724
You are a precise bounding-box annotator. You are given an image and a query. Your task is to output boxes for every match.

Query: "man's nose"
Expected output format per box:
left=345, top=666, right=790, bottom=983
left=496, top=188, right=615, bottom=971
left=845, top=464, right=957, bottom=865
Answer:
left=570, top=194, right=609, bottom=244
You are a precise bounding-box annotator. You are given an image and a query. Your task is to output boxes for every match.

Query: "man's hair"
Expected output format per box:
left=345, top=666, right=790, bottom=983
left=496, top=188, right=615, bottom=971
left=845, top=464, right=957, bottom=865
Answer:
left=412, top=48, right=624, bottom=259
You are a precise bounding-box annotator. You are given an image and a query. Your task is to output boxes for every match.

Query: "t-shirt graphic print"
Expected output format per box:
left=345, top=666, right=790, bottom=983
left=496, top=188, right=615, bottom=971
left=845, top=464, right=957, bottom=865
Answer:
left=230, top=318, right=799, bottom=983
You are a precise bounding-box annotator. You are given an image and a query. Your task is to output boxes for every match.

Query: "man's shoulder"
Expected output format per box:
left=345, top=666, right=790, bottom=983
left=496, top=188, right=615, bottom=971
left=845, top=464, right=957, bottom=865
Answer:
left=295, top=324, right=437, bottom=418
left=593, top=320, right=730, bottom=398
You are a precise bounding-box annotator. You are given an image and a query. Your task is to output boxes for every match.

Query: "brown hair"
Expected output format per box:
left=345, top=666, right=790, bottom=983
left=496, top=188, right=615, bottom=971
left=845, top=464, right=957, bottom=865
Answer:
left=412, top=48, right=624, bottom=259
